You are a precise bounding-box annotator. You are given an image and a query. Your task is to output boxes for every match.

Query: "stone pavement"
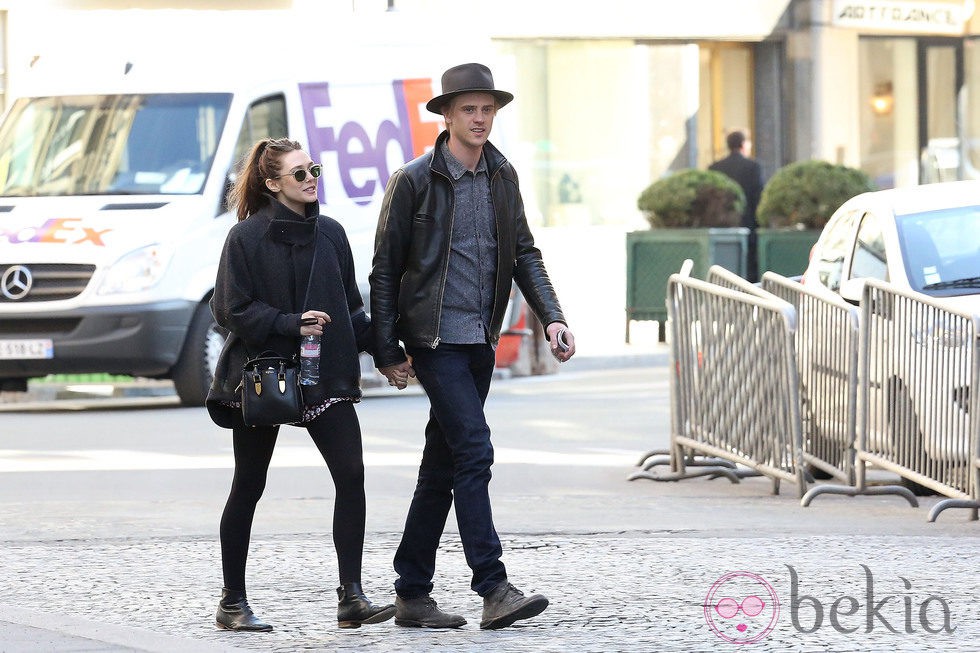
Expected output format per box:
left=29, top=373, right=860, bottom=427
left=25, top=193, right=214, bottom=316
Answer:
left=1, top=522, right=978, bottom=652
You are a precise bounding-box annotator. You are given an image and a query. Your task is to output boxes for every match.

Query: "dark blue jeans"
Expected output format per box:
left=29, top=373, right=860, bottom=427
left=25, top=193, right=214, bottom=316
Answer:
left=394, top=343, right=507, bottom=598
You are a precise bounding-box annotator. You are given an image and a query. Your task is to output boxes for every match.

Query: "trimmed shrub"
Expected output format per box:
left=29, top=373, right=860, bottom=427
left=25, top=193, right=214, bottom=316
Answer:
left=757, top=160, right=874, bottom=229
left=637, top=169, right=745, bottom=228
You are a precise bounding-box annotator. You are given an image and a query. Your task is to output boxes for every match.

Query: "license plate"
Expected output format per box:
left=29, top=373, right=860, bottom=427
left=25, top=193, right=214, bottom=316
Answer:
left=0, top=339, right=54, bottom=360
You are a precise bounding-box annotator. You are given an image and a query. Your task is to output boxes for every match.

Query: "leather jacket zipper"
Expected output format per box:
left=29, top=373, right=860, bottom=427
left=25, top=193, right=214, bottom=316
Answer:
left=430, top=167, right=454, bottom=349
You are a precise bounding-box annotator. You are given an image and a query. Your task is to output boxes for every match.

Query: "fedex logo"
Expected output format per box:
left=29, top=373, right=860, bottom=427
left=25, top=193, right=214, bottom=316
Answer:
left=301, top=79, right=442, bottom=208
left=1, top=218, right=111, bottom=246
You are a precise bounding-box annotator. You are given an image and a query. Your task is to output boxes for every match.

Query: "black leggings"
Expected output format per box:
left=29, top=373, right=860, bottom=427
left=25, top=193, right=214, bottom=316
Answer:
left=219, top=400, right=366, bottom=591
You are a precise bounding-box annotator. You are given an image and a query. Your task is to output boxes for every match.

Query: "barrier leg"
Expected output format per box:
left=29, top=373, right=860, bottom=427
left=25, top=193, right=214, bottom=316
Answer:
left=927, top=499, right=980, bottom=523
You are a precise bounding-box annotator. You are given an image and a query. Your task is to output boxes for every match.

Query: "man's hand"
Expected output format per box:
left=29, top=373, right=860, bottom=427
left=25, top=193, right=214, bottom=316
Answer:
left=546, top=322, right=575, bottom=362
left=380, top=359, right=415, bottom=390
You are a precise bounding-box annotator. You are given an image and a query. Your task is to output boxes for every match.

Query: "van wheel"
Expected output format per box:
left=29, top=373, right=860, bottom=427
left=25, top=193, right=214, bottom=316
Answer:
left=172, top=302, right=225, bottom=407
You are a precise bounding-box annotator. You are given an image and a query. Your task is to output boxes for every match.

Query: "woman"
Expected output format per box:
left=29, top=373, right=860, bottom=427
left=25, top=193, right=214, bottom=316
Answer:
left=206, top=137, right=393, bottom=631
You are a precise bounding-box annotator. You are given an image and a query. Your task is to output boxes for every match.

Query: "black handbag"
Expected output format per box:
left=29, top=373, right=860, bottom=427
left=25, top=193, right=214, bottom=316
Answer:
left=241, top=352, right=303, bottom=427
left=238, top=220, right=320, bottom=428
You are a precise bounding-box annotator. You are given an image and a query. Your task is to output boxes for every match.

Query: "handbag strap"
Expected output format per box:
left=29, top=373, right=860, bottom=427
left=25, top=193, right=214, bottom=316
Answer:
left=301, top=219, right=320, bottom=313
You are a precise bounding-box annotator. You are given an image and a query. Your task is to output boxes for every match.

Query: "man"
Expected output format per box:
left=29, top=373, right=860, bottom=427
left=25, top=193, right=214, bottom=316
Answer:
left=709, top=130, right=765, bottom=282
left=370, top=62, right=575, bottom=630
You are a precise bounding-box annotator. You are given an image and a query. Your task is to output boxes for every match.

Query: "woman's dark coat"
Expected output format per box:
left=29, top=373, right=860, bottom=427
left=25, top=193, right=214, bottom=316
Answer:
left=206, top=196, right=370, bottom=428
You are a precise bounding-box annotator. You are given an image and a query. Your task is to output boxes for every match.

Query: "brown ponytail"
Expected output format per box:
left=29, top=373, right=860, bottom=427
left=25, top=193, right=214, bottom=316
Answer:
left=226, top=137, right=303, bottom=222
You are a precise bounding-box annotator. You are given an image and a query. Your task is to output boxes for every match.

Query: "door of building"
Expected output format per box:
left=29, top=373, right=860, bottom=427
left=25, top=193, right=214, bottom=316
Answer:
left=860, top=36, right=967, bottom=188
left=918, top=39, right=964, bottom=183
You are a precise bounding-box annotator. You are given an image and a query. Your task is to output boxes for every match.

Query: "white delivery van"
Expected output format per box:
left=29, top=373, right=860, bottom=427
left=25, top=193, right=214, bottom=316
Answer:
left=0, top=44, right=511, bottom=404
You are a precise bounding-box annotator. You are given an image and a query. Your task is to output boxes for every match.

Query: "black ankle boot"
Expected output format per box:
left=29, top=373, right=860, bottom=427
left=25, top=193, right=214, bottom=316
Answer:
left=337, top=582, right=396, bottom=628
left=215, top=588, right=273, bottom=632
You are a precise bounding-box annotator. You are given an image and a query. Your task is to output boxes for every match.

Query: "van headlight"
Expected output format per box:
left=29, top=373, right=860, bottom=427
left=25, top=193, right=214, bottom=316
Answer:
left=97, top=244, right=170, bottom=295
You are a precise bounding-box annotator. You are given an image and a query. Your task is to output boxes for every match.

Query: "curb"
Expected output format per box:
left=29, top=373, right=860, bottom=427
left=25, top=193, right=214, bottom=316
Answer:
left=3, top=351, right=669, bottom=410
left=0, top=604, right=246, bottom=653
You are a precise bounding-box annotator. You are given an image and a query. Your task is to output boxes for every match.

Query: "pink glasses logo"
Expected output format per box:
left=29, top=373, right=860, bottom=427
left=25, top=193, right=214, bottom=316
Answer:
left=704, top=571, right=780, bottom=644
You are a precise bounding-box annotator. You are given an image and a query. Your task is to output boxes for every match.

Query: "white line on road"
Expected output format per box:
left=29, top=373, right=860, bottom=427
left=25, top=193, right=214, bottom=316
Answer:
left=0, top=446, right=640, bottom=472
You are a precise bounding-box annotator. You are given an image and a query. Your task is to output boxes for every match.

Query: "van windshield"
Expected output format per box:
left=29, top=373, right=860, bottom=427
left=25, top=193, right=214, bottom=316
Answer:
left=0, top=93, right=231, bottom=197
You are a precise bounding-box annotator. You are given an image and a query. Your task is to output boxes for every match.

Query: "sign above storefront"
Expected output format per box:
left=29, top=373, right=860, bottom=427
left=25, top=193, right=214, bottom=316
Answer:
left=831, top=0, right=971, bottom=34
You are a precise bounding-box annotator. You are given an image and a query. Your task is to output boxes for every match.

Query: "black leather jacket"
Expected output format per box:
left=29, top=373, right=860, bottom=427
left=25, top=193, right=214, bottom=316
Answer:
left=370, top=131, right=565, bottom=368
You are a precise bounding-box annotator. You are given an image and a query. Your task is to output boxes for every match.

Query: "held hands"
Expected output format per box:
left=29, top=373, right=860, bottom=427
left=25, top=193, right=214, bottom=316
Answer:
left=547, top=322, right=575, bottom=362
left=380, top=358, right=415, bottom=390
left=300, top=310, right=331, bottom=336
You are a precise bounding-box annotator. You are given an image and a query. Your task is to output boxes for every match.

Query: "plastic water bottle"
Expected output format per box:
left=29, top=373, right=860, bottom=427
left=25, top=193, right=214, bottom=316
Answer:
left=299, top=334, right=320, bottom=385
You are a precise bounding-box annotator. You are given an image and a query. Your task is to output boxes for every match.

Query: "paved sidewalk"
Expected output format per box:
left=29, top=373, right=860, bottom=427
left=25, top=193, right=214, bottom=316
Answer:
left=2, top=525, right=978, bottom=652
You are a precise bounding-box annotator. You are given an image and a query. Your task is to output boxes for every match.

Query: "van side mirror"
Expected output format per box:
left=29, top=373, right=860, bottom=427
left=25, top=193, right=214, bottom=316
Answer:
left=839, top=277, right=866, bottom=305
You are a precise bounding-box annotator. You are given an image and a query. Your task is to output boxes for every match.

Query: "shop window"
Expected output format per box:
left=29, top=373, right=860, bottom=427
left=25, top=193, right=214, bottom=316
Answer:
left=496, top=39, right=754, bottom=228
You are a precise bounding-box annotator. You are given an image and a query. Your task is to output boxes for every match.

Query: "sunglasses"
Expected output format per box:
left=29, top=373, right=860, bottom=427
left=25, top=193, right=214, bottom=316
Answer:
left=714, top=596, right=765, bottom=619
left=275, top=164, right=322, bottom=182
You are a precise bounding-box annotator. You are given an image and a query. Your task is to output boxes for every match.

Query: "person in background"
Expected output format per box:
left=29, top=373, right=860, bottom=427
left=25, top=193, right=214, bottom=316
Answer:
left=206, top=137, right=394, bottom=632
left=709, top=130, right=765, bottom=282
left=370, top=62, right=575, bottom=630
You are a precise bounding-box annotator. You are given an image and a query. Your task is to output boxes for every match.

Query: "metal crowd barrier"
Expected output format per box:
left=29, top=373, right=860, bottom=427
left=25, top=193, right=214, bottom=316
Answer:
left=705, top=265, right=771, bottom=298
left=704, top=267, right=864, bottom=487
left=630, top=273, right=807, bottom=498
left=761, top=272, right=862, bottom=486
left=801, top=279, right=980, bottom=521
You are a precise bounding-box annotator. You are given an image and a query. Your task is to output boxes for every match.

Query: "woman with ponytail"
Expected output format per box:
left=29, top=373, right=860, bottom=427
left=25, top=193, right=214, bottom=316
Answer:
left=206, top=137, right=394, bottom=631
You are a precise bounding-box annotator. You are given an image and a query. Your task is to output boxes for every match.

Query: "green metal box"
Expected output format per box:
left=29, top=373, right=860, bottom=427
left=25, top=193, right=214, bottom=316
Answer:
left=625, top=228, right=748, bottom=341
left=756, top=228, right=821, bottom=279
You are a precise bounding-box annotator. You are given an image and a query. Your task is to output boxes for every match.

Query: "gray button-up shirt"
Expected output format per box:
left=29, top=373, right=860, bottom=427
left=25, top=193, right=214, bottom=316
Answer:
left=438, top=142, right=498, bottom=344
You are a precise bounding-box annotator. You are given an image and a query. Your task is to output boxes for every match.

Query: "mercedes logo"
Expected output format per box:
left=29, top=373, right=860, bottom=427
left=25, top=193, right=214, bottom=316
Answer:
left=1, top=265, right=33, bottom=300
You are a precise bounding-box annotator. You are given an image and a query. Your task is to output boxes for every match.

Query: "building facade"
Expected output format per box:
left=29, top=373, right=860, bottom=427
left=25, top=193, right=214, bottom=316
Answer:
left=482, top=0, right=980, bottom=227
left=0, top=0, right=978, bottom=228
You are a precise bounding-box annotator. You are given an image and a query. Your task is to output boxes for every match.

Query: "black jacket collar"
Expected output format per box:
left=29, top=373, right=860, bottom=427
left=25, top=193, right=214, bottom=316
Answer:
left=260, top=194, right=319, bottom=246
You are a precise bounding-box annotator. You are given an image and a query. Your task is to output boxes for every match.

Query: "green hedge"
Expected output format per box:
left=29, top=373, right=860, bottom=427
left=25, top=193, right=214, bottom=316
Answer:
left=757, top=160, right=874, bottom=229
left=637, top=169, right=745, bottom=228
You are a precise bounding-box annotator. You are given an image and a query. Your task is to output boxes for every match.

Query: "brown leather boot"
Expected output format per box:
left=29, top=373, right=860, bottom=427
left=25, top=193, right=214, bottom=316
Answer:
left=337, top=582, right=396, bottom=628
left=480, top=581, right=548, bottom=630
left=394, top=595, right=466, bottom=628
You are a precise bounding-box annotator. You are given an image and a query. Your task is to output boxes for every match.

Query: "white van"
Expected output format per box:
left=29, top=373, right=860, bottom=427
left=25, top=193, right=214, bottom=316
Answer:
left=0, top=47, right=510, bottom=404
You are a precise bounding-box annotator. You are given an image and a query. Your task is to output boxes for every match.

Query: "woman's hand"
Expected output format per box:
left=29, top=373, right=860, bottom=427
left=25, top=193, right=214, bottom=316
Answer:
left=380, top=358, right=415, bottom=390
left=300, top=310, right=331, bottom=336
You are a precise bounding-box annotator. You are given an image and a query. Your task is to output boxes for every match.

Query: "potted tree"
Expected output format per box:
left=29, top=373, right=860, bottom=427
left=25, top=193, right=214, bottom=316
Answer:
left=627, top=169, right=747, bottom=342
left=756, top=160, right=875, bottom=279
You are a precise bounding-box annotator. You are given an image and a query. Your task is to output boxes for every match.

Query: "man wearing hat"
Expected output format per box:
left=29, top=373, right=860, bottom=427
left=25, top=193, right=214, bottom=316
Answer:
left=370, top=62, right=575, bottom=630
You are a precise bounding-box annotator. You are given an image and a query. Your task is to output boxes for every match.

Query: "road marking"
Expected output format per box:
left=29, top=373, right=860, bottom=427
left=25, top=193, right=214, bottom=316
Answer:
left=0, top=446, right=640, bottom=473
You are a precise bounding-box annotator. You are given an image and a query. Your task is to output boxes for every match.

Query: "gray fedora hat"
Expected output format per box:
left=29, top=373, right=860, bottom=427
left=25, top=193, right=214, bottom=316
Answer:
left=425, top=62, right=514, bottom=115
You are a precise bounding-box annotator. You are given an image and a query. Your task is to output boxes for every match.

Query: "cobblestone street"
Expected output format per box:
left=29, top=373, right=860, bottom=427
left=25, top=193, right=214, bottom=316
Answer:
left=2, top=529, right=977, bottom=652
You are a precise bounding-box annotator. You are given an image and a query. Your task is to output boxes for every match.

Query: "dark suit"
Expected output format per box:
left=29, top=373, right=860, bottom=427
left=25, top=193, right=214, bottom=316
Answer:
left=709, top=151, right=764, bottom=280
